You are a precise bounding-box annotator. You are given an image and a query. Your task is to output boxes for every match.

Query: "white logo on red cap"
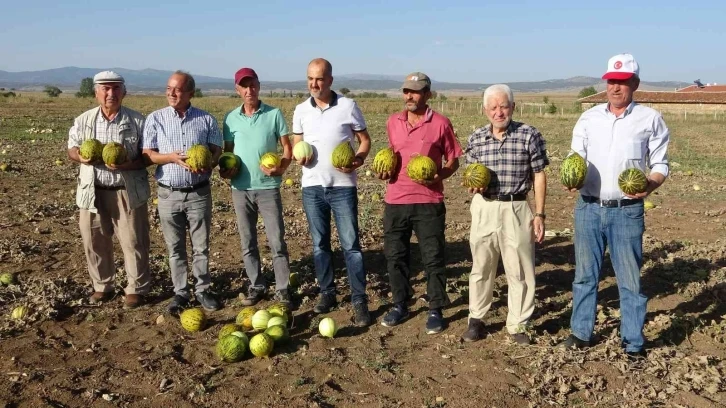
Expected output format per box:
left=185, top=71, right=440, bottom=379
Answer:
left=614, top=61, right=623, bottom=69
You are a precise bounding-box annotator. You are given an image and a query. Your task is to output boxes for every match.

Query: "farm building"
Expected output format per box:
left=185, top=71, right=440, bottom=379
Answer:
left=579, top=84, right=726, bottom=114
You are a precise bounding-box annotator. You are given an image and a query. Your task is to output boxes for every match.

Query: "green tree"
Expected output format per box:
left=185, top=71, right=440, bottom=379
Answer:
left=339, top=87, right=351, bottom=96
left=75, top=77, right=94, bottom=98
left=430, top=90, right=438, bottom=99
left=542, top=96, right=549, bottom=104
left=194, top=88, right=203, bottom=98
left=578, top=86, right=598, bottom=98
left=44, top=86, right=62, bottom=98
left=439, top=94, right=447, bottom=101
left=296, top=92, right=305, bottom=98
left=547, top=102, right=557, bottom=114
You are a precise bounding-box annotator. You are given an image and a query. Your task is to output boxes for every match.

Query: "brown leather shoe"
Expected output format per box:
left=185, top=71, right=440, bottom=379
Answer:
left=123, top=294, right=145, bottom=309
left=89, top=292, right=114, bottom=304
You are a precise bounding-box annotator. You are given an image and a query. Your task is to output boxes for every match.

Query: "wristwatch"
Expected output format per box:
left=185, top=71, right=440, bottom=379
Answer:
left=534, top=213, right=546, bottom=219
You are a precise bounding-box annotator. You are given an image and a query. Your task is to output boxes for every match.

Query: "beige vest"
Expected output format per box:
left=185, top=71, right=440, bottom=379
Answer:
left=75, top=106, right=150, bottom=213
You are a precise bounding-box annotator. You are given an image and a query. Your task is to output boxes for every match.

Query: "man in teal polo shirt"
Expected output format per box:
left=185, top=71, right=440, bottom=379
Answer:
left=222, top=67, right=293, bottom=306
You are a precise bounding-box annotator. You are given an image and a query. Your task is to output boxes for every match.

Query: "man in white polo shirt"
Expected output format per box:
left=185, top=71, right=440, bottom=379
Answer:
left=560, top=53, right=670, bottom=359
left=292, top=58, right=372, bottom=326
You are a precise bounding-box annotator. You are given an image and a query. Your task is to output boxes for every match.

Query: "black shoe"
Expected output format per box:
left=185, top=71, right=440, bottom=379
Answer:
left=381, top=303, right=409, bottom=327
left=274, top=289, right=292, bottom=307
left=559, top=334, right=590, bottom=350
left=313, top=293, right=338, bottom=314
left=626, top=349, right=647, bottom=361
left=425, top=309, right=444, bottom=334
left=352, top=302, right=372, bottom=327
left=196, top=291, right=221, bottom=312
left=167, top=295, right=189, bottom=314
left=461, top=318, right=485, bottom=342
left=511, top=332, right=532, bottom=345
left=241, top=287, right=266, bottom=306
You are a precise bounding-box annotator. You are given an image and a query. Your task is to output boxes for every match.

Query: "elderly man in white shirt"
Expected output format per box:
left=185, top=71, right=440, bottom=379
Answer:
left=560, top=54, right=670, bottom=359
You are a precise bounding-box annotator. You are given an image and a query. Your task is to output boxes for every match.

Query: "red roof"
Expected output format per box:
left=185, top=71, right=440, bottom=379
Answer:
left=676, top=85, right=726, bottom=92
left=579, top=90, right=726, bottom=104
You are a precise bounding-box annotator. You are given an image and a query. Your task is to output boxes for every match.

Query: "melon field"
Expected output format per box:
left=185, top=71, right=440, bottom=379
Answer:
left=1, top=94, right=725, bottom=407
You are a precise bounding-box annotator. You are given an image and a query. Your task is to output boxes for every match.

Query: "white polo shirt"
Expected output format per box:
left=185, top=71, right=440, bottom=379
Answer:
left=292, top=92, right=367, bottom=188
left=571, top=102, right=670, bottom=200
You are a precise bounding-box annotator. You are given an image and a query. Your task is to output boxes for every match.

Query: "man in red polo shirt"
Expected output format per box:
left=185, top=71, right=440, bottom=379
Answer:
left=376, top=72, right=462, bottom=334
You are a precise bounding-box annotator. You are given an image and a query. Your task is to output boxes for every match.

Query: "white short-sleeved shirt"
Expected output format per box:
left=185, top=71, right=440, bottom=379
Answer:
left=571, top=102, right=670, bottom=200
left=292, top=92, right=367, bottom=188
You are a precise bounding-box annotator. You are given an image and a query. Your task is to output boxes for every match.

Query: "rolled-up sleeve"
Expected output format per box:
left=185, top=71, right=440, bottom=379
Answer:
left=648, top=114, right=670, bottom=177
left=528, top=130, right=549, bottom=173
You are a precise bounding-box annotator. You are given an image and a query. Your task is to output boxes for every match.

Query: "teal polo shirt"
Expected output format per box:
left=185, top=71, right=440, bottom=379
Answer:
left=223, top=101, right=290, bottom=190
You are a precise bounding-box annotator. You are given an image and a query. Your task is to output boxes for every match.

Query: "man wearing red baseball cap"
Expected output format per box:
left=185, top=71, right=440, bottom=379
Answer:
left=560, top=53, right=670, bottom=360
left=222, top=67, right=294, bottom=308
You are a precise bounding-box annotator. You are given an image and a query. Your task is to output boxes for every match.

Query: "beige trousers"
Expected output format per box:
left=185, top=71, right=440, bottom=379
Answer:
left=79, top=188, right=150, bottom=295
left=468, top=194, right=536, bottom=334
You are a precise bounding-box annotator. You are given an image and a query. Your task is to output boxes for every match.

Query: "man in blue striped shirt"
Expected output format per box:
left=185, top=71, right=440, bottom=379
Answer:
left=142, top=71, right=223, bottom=313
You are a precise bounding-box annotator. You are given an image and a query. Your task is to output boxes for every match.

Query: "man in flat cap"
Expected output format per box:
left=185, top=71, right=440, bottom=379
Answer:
left=375, top=72, right=462, bottom=334
left=67, top=71, right=151, bottom=309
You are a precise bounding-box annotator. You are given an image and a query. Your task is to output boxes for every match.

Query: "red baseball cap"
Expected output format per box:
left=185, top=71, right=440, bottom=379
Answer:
left=234, top=68, right=258, bottom=85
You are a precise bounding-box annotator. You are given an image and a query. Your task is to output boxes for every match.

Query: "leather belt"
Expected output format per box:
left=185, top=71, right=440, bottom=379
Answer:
left=158, top=179, right=209, bottom=193
left=481, top=193, right=527, bottom=201
left=95, top=185, right=125, bottom=191
left=581, top=195, right=642, bottom=208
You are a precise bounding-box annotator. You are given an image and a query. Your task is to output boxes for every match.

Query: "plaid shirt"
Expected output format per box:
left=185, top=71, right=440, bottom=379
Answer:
left=142, top=105, right=222, bottom=187
left=465, top=121, right=548, bottom=195
left=68, top=113, right=131, bottom=187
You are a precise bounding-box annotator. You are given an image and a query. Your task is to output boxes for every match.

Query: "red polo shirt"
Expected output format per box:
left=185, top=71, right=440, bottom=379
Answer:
left=384, top=107, right=463, bottom=204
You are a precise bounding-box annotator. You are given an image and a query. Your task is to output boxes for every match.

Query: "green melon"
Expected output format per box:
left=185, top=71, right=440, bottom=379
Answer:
left=11, top=305, right=28, bottom=320
left=331, top=142, right=355, bottom=168
left=102, top=142, right=127, bottom=165
left=264, top=325, right=290, bottom=344
left=618, top=168, right=648, bottom=195
left=260, top=152, right=281, bottom=169
left=462, top=163, right=491, bottom=189
left=249, top=333, right=274, bottom=358
left=230, top=331, right=250, bottom=348
left=293, top=141, right=314, bottom=161
left=79, top=139, right=103, bottom=161
left=372, top=147, right=397, bottom=174
left=560, top=152, right=587, bottom=189
left=0, top=272, right=16, bottom=285
left=251, top=310, right=271, bottom=331
left=406, top=155, right=437, bottom=181
left=186, top=144, right=212, bottom=171
left=218, top=152, right=241, bottom=171
left=267, top=316, right=287, bottom=328
left=216, top=334, right=246, bottom=362
left=267, top=302, right=290, bottom=319
left=235, top=307, right=257, bottom=331
left=289, top=272, right=300, bottom=288
left=180, top=308, right=206, bottom=332
left=218, top=323, right=242, bottom=339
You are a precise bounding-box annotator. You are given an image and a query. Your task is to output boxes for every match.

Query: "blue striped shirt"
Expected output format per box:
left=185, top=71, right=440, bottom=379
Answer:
left=142, top=105, right=223, bottom=187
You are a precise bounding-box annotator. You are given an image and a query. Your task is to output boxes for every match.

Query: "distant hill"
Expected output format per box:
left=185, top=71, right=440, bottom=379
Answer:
left=0, top=67, right=691, bottom=93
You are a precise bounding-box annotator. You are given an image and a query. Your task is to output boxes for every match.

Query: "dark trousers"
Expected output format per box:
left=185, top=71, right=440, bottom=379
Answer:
left=383, top=202, right=449, bottom=310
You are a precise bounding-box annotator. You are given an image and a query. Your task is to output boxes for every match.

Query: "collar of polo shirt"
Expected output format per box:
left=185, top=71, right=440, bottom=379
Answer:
left=310, top=91, right=339, bottom=108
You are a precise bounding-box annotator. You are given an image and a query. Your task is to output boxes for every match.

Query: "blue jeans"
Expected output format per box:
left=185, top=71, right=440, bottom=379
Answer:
left=571, top=196, right=646, bottom=352
left=302, top=186, right=367, bottom=304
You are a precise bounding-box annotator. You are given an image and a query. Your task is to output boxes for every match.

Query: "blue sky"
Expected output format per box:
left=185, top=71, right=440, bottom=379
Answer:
left=1, top=0, right=724, bottom=83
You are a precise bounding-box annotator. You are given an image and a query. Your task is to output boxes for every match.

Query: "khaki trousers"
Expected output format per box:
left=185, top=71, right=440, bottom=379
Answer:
left=468, top=194, right=536, bottom=334
left=79, top=188, right=150, bottom=295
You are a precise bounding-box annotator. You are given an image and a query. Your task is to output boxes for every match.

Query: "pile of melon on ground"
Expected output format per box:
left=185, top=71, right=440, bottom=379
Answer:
left=179, top=302, right=338, bottom=363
